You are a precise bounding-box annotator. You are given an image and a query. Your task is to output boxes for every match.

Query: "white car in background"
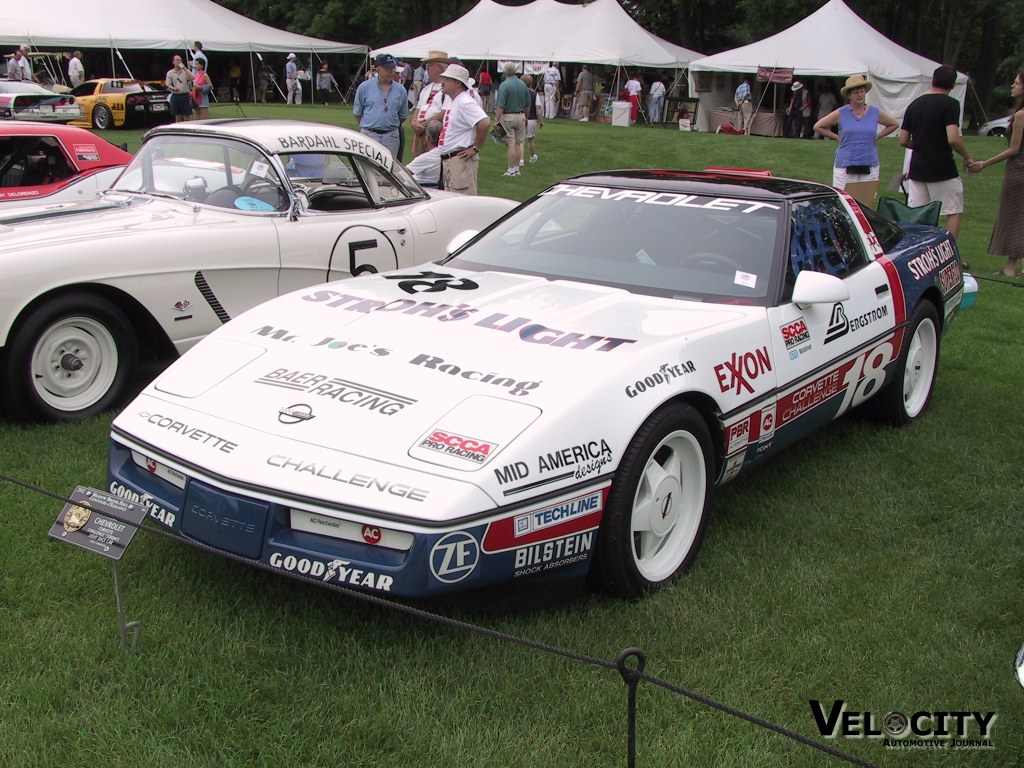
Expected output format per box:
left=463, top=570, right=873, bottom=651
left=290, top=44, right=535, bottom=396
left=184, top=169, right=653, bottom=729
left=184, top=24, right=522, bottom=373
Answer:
left=977, top=115, right=1011, bottom=137
left=0, top=119, right=516, bottom=421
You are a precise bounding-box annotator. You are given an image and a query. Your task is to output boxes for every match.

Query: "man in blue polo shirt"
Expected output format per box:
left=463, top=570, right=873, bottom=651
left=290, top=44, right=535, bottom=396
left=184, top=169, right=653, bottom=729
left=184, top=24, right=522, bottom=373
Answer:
left=353, top=53, right=409, bottom=160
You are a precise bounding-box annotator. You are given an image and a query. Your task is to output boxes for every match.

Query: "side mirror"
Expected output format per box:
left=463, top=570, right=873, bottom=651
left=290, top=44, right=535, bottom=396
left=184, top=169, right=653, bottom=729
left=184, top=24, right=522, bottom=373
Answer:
left=446, top=230, right=478, bottom=256
left=791, top=270, right=850, bottom=309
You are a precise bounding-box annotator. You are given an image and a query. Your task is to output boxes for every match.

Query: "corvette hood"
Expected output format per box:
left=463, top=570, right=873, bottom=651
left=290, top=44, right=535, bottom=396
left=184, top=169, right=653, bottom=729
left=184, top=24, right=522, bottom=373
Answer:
left=0, top=193, right=238, bottom=251
left=114, top=268, right=758, bottom=516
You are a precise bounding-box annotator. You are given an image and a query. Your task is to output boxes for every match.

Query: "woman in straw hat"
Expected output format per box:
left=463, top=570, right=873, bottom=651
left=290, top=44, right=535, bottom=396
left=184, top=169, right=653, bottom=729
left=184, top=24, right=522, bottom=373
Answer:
left=813, top=74, right=899, bottom=206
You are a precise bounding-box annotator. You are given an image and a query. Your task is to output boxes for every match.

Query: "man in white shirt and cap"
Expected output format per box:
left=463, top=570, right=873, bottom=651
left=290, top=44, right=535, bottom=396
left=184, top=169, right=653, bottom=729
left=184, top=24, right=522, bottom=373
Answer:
left=436, top=64, right=489, bottom=195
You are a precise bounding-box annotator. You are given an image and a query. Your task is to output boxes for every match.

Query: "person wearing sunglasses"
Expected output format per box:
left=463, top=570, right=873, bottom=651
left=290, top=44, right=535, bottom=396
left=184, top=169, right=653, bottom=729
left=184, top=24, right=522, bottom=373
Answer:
left=353, top=53, right=409, bottom=159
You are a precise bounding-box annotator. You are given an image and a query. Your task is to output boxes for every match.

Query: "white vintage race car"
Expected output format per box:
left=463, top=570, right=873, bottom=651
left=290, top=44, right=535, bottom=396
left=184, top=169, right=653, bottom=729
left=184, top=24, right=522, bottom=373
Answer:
left=107, top=169, right=973, bottom=600
left=0, top=119, right=516, bottom=421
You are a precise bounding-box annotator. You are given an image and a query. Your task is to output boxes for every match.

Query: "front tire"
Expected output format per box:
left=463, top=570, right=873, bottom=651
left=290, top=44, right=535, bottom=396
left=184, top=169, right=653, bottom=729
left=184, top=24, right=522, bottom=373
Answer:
left=873, top=301, right=940, bottom=425
left=3, top=296, right=138, bottom=422
left=592, top=402, right=713, bottom=599
left=92, top=104, right=112, bottom=130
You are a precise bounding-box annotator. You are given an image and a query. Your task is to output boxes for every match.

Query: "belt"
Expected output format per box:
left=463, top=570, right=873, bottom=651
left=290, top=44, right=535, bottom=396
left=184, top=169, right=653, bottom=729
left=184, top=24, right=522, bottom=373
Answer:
left=504, top=112, right=524, bottom=114
left=363, top=127, right=397, bottom=134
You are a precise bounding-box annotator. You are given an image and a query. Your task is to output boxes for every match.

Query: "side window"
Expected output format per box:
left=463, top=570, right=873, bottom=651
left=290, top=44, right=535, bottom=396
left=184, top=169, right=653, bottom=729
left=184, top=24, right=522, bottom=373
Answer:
left=0, top=137, right=73, bottom=187
left=788, top=198, right=869, bottom=285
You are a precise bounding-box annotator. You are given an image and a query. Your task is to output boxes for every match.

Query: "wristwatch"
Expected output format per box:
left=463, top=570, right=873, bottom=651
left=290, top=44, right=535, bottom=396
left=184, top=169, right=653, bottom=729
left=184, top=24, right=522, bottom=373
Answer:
left=470, top=146, right=480, bottom=153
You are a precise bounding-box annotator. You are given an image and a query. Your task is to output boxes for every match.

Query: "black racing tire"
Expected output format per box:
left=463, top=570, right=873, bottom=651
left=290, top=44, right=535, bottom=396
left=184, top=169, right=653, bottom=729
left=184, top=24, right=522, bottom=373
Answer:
left=92, top=104, right=113, bottom=130
left=872, top=301, right=940, bottom=425
left=591, top=402, right=714, bottom=599
left=2, top=295, right=138, bottom=422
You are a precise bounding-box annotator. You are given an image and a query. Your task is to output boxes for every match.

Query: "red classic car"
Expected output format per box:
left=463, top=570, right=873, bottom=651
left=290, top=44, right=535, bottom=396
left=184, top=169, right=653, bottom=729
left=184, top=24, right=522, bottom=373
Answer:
left=0, top=122, right=132, bottom=205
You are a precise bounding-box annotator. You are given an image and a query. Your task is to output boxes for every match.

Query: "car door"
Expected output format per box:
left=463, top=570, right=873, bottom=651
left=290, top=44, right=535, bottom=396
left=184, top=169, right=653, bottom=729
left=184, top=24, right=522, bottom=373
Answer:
left=275, top=151, right=415, bottom=295
left=763, top=196, right=898, bottom=453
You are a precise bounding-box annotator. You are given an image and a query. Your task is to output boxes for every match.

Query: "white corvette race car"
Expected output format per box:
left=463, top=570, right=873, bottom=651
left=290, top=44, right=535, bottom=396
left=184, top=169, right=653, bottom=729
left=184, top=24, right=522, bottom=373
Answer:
left=107, top=169, right=973, bottom=600
left=0, top=119, right=515, bottom=421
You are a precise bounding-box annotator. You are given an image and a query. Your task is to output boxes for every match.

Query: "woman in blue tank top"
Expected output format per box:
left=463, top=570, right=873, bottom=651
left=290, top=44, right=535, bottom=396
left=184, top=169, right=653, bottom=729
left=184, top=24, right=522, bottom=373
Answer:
left=813, top=74, right=899, bottom=206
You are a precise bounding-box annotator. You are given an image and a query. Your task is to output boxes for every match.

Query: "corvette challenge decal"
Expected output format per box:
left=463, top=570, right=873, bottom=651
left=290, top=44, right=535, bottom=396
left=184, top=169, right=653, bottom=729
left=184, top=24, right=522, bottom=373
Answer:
left=301, top=290, right=637, bottom=352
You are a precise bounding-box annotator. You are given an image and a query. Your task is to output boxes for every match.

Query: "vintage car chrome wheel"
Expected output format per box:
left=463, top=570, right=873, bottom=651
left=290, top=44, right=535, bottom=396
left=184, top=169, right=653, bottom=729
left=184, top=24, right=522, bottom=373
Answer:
left=876, top=301, right=939, bottom=424
left=4, top=296, right=138, bottom=421
left=593, top=402, right=713, bottom=598
left=92, top=104, right=113, bottom=130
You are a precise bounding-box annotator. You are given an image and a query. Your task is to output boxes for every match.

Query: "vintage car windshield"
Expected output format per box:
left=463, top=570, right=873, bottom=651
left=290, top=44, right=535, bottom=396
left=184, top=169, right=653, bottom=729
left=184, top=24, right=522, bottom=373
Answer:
left=112, top=134, right=290, bottom=212
left=446, top=182, right=784, bottom=304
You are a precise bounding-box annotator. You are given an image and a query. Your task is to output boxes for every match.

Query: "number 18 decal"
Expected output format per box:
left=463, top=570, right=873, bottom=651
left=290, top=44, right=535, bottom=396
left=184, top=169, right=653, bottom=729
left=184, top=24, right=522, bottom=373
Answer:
left=836, top=339, right=896, bottom=415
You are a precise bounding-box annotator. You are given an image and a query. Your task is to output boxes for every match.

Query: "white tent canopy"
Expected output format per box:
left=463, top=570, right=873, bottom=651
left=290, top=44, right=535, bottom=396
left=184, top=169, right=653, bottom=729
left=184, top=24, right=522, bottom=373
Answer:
left=373, top=0, right=701, bottom=69
left=687, top=0, right=966, bottom=132
left=1, top=0, right=365, bottom=53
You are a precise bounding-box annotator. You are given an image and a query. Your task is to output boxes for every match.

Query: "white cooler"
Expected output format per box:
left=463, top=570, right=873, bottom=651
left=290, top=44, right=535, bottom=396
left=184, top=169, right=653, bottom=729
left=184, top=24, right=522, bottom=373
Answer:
left=611, top=101, right=631, bottom=127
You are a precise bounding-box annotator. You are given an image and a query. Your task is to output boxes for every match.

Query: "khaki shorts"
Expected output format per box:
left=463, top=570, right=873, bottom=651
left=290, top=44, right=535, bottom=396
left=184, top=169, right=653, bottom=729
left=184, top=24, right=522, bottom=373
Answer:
left=576, top=89, right=594, bottom=108
left=500, top=113, right=527, bottom=145
left=442, top=154, right=479, bottom=196
left=907, top=177, right=964, bottom=216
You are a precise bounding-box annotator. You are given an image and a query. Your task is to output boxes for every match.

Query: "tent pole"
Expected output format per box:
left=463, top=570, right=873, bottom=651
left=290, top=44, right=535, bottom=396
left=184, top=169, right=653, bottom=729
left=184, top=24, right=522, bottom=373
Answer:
left=248, top=49, right=257, bottom=103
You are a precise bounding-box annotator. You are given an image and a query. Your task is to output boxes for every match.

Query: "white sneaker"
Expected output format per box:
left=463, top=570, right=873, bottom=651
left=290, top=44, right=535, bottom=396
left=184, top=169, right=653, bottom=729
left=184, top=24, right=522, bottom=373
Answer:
left=579, top=117, right=589, bottom=122
left=529, top=154, right=538, bottom=163
left=502, top=168, right=519, bottom=177
left=519, top=159, right=524, bottom=166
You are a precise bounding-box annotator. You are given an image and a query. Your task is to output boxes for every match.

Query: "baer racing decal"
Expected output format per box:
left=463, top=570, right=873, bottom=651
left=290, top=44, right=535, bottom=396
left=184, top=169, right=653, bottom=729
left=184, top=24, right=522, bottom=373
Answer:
left=255, top=369, right=415, bottom=415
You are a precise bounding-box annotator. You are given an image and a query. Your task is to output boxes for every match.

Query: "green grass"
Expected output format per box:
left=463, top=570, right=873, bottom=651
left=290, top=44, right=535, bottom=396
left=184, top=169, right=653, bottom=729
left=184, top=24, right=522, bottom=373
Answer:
left=2, top=103, right=1023, bottom=766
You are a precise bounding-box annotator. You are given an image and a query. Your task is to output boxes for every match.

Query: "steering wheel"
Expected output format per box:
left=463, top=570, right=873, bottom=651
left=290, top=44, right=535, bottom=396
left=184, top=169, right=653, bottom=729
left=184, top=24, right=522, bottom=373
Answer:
left=241, top=178, right=286, bottom=209
left=676, top=252, right=746, bottom=272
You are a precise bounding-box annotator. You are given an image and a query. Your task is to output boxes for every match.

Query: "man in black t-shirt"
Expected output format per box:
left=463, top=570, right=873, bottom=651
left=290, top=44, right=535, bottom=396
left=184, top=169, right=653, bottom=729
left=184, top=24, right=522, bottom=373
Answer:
left=899, top=65, right=975, bottom=239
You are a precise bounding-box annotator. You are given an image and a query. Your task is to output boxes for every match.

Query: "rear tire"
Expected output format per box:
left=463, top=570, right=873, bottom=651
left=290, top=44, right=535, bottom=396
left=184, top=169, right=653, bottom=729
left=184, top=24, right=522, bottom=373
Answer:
left=873, top=301, right=939, bottom=425
left=592, top=402, right=713, bottom=599
left=3, top=296, right=138, bottom=422
left=92, top=105, right=112, bottom=130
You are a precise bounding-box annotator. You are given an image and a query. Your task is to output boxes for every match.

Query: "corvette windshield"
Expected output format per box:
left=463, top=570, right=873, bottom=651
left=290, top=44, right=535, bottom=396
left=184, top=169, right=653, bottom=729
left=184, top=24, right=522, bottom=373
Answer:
left=446, top=182, right=784, bottom=303
left=112, top=135, right=289, bottom=212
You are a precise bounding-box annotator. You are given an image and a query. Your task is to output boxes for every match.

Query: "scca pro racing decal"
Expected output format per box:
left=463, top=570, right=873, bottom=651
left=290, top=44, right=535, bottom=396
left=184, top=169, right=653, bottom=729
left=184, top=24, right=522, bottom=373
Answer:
left=418, top=430, right=497, bottom=464
left=301, top=290, right=636, bottom=352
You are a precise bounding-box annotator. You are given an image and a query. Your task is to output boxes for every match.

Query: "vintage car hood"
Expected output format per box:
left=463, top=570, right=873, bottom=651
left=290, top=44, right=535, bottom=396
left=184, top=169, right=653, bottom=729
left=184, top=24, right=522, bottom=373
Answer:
left=113, top=268, right=758, bottom=516
left=0, top=193, right=242, bottom=250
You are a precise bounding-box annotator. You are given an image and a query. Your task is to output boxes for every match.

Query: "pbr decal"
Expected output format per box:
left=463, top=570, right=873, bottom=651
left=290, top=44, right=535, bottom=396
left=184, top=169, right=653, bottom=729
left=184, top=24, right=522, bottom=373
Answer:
left=625, top=360, right=695, bottom=398
left=430, top=532, right=480, bottom=583
left=714, top=346, right=772, bottom=395
left=725, top=417, right=751, bottom=454
left=256, top=369, right=415, bottom=416
left=908, top=239, right=957, bottom=280
left=418, top=430, right=497, bottom=464
left=268, top=552, right=394, bottom=591
left=409, top=353, right=541, bottom=396
left=300, top=290, right=637, bottom=352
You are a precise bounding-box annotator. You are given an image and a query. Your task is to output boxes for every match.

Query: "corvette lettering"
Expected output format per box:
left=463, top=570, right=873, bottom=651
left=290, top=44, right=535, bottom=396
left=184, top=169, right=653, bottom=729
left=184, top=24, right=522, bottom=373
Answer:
left=300, top=291, right=637, bottom=352
left=266, top=455, right=429, bottom=501
left=714, top=346, right=772, bottom=395
left=410, top=353, right=541, bottom=396
left=540, top=184, right=782, bottom=214
left=256, top=369, right=415, bottom=415
left=419, top=430, right=497, bottom=464
left=137, top=412, right=237, bottom=453
left=269, top=552, right=393, bottom=591
left=908, top=239, right=957, bottom=280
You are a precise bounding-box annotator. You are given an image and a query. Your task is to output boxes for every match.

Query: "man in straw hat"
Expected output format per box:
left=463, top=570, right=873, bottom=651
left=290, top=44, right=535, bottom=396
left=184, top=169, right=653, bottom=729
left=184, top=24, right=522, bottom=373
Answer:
left=436, top=64, right=489, bottom=195
left=899, top=64, right=975, bottom=239
left=411, top=50, right=452, bottom=157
